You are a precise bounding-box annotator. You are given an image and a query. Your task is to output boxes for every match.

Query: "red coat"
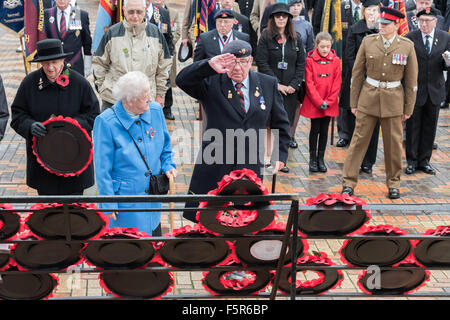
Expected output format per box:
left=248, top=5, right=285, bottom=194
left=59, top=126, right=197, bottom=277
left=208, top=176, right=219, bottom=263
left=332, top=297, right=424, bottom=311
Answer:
left=300, top=48, right=341, bottom=119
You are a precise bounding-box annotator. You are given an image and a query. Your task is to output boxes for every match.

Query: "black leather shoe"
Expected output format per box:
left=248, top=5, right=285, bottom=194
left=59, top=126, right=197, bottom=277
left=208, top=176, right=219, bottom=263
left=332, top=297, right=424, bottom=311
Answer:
left=360, top=165, right=372, bottom=174
left=289, top=139, right=298, bottom=149
left=341, top=186, right=354, bottom=196
left=280, top=166, right=289, bottom=173
left=164, top=111, right=175, bottom=120
left=417, top=164, right=436, bottom=175
left=335, top=138, right=349, bottom=147
left=388, top=188, right=400, bottom=199
left=404, top=165, right=416, bottom=175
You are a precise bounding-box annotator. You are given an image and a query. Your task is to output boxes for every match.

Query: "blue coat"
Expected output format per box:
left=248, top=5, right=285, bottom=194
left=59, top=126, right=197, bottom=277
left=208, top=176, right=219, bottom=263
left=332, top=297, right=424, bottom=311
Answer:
left=92, top=101, right=175, bottom=234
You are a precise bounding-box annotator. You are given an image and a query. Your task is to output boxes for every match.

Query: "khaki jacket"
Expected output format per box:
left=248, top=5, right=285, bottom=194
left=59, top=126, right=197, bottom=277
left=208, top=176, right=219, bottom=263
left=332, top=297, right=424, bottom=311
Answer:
left=350, top=34, right=418, bottom=118
left=92, top=19, right=172, bottom=104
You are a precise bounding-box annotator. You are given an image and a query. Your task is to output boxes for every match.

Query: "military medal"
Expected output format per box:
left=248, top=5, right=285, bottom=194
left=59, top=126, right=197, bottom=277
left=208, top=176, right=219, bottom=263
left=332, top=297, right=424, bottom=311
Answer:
left=255, top=86, right=260, bottom=97
left=260, top=96, right=266, bottom=110
left=123, top=48, right=129, bottom=57
left=228, top=90, right=232, bottom=99
left=75, top=30, right=80, bottom=37
left=38, top=77, right=43, bottom=90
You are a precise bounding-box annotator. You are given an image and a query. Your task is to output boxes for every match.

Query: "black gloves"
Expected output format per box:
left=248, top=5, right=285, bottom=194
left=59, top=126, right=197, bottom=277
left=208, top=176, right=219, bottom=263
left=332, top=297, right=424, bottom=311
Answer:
left=31, top=122, right=47, bottom=137
left=318, top=101, right=329, bottom=110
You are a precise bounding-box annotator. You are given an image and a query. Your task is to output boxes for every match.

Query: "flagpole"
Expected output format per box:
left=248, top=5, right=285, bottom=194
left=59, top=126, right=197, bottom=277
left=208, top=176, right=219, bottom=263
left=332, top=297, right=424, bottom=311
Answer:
left=18, top=31, right=30, bottom=75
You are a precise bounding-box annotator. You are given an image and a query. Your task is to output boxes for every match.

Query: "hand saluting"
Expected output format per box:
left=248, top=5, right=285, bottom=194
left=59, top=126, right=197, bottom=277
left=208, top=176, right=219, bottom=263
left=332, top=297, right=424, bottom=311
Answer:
left=208, top=53, right=236, bottom=74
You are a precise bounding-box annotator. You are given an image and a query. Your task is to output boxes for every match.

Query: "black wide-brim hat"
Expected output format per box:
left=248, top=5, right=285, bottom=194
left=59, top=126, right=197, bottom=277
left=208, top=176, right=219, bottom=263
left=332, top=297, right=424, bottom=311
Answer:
left=11, top=232, right=84, bottom=271
left=270, top=3, right=293, bottom=18
left=30, top=39, right=73, bottom=63
left=414, top=226, right=450, bottom=267
left=340, top=225, right=412, bottom=267
left=299, top=193, right=371, bottom=236
left=32, top=116, right=93, bottom=177
left=196, top=169, right=275, bottom=235
left=178, top=41, right=193, bottom=62
left=83, top=227, right=155, bottom=270
left=159, top=224, right=231, bottom=268
left=25, top=203, right=109, bottom=240
left=362, top=0, right=381, bottom=7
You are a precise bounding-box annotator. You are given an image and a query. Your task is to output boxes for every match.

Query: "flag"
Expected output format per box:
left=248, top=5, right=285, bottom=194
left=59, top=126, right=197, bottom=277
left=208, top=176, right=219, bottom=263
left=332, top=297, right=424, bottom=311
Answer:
left=320, top=0, right=342, bottom=58
left=24, top=0, right=47, bottom=65
left=0, top=0, right=25, bottom=35
left=192, top=0, right=216, bottom=38
left=92, top=0, right=122, bottom=53
left=389, top=0, right=409, bottom=36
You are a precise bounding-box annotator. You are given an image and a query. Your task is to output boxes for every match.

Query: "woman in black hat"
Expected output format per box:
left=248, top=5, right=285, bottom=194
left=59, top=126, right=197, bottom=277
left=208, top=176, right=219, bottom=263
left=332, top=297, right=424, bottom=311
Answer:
left=344, top=0, right=382, bottom=175
left=255, top=2, right=305, bottom=173
left=10, top=39, right=100, bottom=195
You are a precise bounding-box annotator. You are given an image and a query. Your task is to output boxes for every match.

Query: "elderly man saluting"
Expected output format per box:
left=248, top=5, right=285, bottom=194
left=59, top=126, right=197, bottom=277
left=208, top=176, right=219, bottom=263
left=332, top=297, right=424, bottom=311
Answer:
left=93, top=0, right=172, bottom=111
left=341, top=7, right=418, bottom=199
left=176, top=40, right=291, bottom=222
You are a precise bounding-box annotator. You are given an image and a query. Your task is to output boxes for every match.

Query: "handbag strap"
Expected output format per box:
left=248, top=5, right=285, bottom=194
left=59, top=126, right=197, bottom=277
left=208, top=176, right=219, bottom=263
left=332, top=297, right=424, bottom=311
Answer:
left=112, top=107, right=152, bottom=176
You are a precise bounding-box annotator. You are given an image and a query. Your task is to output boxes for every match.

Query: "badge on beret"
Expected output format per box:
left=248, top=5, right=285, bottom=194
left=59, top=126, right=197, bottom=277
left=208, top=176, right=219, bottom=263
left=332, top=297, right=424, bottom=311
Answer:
left=426, top=7, right=431, bottom=14
left=49, top=16, right=54, bottom=24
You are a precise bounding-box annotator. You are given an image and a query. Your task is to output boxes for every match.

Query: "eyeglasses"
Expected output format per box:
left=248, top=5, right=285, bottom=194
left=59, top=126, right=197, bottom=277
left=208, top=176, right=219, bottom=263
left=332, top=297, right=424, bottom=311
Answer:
left=127, top=9, right=144, bottom=15
left=418, top=18, right=436, bottom=24
left=231, top=58, right=251, bottom=68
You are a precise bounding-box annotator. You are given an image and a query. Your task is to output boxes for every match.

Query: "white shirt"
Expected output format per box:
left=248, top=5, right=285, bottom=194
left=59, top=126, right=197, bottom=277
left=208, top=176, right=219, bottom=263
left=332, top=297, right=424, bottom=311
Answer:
left=218, top=29, right=233, bottom=52
left=351, top=0, right=362, bottom=19
left=146, top=4, right=154, bottom=20
left=57, top=6, right=72, bottom=32
left=421, top=28, right=435, bottom=49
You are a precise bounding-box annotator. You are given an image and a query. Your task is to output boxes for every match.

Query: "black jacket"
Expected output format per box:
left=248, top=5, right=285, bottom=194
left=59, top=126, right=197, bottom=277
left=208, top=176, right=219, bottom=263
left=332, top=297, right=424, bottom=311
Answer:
left=10, top=66, right=100, bottom=194
left=193, top=29, right=250, bottom=61
left=44, top=7, right=92, bottom=76
left=405, top=29, right=450, bottom=106
left=148, top=4, right=174, bottom=56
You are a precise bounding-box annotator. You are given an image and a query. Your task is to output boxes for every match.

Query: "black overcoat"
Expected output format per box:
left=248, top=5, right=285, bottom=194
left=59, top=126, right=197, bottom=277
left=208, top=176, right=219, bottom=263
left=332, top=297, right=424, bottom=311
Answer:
left=10, top=66, right=100, bottom=194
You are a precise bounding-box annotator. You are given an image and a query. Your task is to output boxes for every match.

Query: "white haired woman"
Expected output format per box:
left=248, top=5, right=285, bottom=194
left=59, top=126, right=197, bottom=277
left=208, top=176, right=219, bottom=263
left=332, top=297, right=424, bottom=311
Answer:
left=93, top=71, right=177, bottom=236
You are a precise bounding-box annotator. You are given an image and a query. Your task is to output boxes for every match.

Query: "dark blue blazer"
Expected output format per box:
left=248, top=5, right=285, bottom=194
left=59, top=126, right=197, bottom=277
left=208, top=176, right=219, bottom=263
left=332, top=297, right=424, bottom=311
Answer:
left=193, top=29, right=250, bottom=61
left=175, top=59, right=291, bottom=195
left=44, top=6, right=92, bottom=76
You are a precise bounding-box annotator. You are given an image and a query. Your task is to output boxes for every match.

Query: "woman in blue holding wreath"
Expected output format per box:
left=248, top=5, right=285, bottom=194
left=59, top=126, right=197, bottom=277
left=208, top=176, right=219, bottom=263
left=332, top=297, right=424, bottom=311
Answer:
left=93, top=71, right=177, bottom=236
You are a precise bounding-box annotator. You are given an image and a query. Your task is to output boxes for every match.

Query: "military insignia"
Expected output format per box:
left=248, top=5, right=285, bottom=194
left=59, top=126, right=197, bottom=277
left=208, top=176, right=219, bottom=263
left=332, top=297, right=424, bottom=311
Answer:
left=345, top=4, right=350, bottom=9
left=49, top=16, right=54, bottom=24
left=426, top=7, right=431, bottom=14
left=75, top=30, right=80, bottom=37
left=123, top=48, right=129, bottom=57
left=4, top=0, right=22, bottom=10
left=239, top=48, right=248, bottom=55
left=38, top=85, right=43, bottom=90
left=38, top=77, right=43, bottom=90
left=254, top=90, right=260, bottom=97
left=228, top=90, right=232, bottom=99
left=260, top=96, right=266, bottom=110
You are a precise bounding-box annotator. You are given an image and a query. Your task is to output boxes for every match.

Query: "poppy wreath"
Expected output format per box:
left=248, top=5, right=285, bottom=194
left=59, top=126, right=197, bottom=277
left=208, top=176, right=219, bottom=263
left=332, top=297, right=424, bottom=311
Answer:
left=414, top=225, right=450, bottom=267
left=274, top=252, right=344, bottom=296
left=31, top=115, right=93, bottom=177
left=158, top=224, right=233, bottom=268
left=339, top=225, right=413, bottom=267
left=24, top=202, right=109, bottom=240
left=357, top=256, right=430, bottom=295
left=0, top=265, right=59, bottom=300
left=201, top=252, right=272, bottom=296
left=10, top=230, right=84, bottom=271
left=82, top=227, right=155, bottom=270
left=233, top=221, right=309, bottom=267
left=98, top=254, right=174, bottom=300
left=0, top=203, right=24, bottom=241
left=196, top=169, right=276, bottom=235
left=298, top=193, right=371, bottom=237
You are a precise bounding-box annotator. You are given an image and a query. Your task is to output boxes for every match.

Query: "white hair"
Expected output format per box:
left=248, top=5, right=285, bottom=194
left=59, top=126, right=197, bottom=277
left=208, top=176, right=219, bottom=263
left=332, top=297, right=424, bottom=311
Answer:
left=113, top=71, right=151, bottom=103
left=123, top=0, right=146, bottom=9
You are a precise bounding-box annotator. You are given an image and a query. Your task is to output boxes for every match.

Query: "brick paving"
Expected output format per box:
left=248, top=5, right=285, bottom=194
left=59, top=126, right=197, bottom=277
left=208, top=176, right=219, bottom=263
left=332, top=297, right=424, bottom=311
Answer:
left=0, top=0, right=449, bottom=300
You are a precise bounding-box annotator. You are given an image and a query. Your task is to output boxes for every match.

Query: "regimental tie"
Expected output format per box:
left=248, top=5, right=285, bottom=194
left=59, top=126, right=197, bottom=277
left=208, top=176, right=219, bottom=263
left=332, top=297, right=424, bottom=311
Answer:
left=425, top=35, right=431, bottom=54
left=60, top=11, right=67, bottom=38
left=354, top=6, right=360, bottom=23
left=235, top=83, right=246, bottom=113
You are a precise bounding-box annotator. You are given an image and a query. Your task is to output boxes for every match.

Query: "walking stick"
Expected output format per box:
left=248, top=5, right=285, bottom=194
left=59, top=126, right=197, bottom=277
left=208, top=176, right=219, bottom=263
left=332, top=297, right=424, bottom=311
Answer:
left=169, top=175, right=176, bottom=294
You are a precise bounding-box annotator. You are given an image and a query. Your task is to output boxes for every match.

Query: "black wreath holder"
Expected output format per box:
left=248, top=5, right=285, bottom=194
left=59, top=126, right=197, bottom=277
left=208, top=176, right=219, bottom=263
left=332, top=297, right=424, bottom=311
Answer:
left=10, top=231, right=84, bottom=272
left=234, top=221, right=309, bottom=267
left=31, top=116, right=93, bottom=177
left=0, top=202, right=23, bottom=242
left=0, top=265, right=59, bottom=300
left=98, top=254, right=174, bottom=300
left=414, top=225, right=450, bottom=267
left=196, top=169, right=276, bottom=235
left=201, top=252, right=272, bottom=296
left=158, top=224, right=232, bottom=268
left=25, top=202, right=109, bottom=240
left=357, top=257, right=430, bottom=295
left=299, top=193, right=371, bottom=237
left=82, top=227, right=155, bottom=270
left=340, top=225, right=413, bottom=267
left=274, top=252, right=344, bottom=296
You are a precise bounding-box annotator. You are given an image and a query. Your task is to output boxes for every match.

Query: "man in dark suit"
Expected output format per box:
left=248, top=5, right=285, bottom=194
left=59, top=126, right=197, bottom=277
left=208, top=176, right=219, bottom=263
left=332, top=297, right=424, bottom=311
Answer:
left=44, top=0, right=92, bottom=77
left=407, top=0, right=446, bottom=30
left=194, top=9, right=251, bottom=61
left=404, top=7, right=450, bottom=175
left=176, top=40, right=291, bottom=222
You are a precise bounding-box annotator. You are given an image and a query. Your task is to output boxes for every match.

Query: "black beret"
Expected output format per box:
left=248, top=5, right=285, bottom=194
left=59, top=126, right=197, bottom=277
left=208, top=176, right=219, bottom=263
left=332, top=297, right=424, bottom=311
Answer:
left=361, top=0, right=381, bottom=7
left=222, top=40, right=252, bottom=57
left=416, top=7, right=439, bottom=17
left=214, top=9, right=235, bottom=20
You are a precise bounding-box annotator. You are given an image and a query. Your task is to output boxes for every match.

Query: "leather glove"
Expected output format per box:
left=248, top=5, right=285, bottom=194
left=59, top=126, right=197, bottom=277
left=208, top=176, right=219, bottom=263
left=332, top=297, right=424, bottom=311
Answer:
left=31, top=122, right=47, bottom=137
left=318, top=102, right=329, bottom=110
left=84, top=55, right=92, bottom=77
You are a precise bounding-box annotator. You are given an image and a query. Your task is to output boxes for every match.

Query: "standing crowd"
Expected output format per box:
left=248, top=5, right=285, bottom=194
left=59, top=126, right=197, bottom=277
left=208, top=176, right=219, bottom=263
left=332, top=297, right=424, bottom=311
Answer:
left=0, top=0, right=449, bottom=236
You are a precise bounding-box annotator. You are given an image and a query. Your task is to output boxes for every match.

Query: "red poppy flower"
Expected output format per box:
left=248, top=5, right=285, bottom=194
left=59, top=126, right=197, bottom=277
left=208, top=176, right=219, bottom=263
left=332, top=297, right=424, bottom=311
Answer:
left=56, top=74, right=69, bottom=87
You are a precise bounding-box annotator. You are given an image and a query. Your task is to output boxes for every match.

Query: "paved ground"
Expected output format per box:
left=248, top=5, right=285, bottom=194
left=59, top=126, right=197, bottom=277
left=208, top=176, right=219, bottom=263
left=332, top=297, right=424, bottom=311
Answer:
left=0, top=0, right=449, bottom=300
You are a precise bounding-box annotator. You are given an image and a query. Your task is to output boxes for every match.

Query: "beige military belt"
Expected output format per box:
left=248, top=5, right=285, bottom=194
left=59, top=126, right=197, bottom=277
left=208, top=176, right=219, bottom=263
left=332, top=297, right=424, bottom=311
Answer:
left=366, top=77, right=401, bottom=89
